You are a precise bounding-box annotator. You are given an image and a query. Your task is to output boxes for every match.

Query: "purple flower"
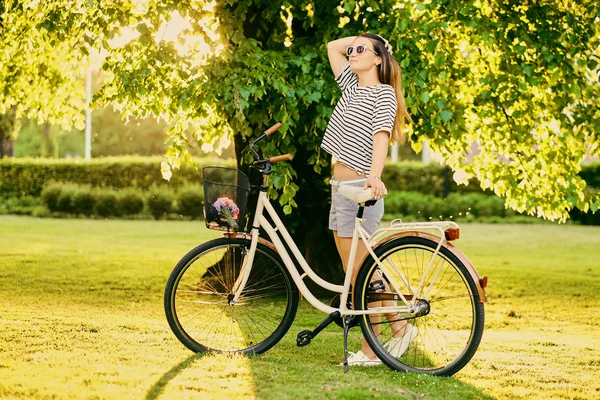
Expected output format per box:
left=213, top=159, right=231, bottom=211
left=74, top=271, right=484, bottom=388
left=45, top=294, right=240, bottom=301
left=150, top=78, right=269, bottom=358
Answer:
left=212, top=197, right=240, bottom=230
left=212, top=197, right=239, bottom=215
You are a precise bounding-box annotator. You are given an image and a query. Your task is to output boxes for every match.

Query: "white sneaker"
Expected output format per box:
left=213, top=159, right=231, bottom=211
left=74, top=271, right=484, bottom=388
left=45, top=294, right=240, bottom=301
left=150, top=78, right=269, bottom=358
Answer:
left=384, top=324, right=418, bottom=358
left=341, top=350, right=382, bottom=367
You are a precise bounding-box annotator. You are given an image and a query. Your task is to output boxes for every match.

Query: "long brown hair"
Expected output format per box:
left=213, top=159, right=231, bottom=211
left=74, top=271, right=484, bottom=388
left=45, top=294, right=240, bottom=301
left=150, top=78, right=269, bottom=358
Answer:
left=359, top=33, right=412, bottom=143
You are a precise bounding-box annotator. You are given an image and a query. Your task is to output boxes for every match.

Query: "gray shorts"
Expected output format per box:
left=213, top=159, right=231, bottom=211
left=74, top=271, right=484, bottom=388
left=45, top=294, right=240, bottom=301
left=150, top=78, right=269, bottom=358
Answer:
left=328, top=178, right=384, bottom=238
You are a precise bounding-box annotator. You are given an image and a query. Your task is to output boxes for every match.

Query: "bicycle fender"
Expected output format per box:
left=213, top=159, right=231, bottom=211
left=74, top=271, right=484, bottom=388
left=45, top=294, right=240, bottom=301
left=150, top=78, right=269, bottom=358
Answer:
left=223, top=232, right=279, bottom=253
left=373, top=231, right=488, bottom=303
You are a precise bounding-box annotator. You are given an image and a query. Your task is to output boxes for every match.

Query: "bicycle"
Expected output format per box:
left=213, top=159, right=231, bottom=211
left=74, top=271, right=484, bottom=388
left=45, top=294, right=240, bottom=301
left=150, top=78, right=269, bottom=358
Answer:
left=164, top=122, right=488, bottom=376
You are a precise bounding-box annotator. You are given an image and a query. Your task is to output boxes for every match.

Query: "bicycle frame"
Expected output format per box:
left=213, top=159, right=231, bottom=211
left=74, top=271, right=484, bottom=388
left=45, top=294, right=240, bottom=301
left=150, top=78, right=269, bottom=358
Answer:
left=230, top=184, right=460, bottom=318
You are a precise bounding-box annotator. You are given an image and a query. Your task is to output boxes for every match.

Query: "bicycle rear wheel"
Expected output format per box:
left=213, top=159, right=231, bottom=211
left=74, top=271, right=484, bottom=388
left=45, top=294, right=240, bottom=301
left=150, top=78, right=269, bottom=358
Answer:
left=165, top=237, right=298, bottom=354
left=354, top=236, right=484, bottom=376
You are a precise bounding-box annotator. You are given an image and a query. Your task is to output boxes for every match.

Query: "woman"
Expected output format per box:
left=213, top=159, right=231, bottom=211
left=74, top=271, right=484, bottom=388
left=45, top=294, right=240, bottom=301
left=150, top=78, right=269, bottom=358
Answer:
left=321, top=33, right=415, bottom=366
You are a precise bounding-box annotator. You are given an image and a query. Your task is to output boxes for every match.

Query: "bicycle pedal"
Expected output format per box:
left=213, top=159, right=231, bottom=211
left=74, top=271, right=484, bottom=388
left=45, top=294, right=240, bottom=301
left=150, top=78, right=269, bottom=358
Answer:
left=296, top=330, right=313, bottom=347
left=368, top=279, right=386, bottom=292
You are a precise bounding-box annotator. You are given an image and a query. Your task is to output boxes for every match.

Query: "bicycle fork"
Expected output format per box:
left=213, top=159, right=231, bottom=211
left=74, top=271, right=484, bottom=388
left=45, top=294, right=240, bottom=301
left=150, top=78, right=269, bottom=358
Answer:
left=230, top=230, right=260, bottom=305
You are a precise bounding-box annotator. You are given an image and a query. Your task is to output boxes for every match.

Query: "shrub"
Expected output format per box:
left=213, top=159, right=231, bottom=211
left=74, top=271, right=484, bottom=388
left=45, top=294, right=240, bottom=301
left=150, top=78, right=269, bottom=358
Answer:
left=446, top=193, right=482, bottom=218
left=41, top=183, right=63, bottom=212
left=147, top=187, right=174, bottom=219
left=56, top=190, right=74, bottom=213
left=95, top=190, right=119, bottom=217
left=386, top=191, right=427, bottom=217
left=0, top=157, right=232, bottom=198
left=477, top=195, right=507, bottom=217
left=55, top=183, right=82, bottom=214
left=420, top=197, right=448, bottom=220
left=176, top=185, right=204, bottom=218
left=0, top=196, right=41, bottom=215
left=118, top=189, right=145, bottom=216
left=72, top=187, right=95, bottom=216
left=385, top=191, right=518, bottom=221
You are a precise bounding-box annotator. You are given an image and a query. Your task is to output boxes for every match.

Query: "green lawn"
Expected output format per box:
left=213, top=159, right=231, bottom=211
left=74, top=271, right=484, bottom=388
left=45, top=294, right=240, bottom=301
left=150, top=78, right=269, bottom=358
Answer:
left=0, top=216, right=599, bottom=399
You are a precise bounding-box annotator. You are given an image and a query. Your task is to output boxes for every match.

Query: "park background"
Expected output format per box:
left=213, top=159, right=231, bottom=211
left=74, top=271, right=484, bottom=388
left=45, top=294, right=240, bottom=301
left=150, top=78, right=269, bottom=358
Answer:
left=1, top=0, right=599, bottom=399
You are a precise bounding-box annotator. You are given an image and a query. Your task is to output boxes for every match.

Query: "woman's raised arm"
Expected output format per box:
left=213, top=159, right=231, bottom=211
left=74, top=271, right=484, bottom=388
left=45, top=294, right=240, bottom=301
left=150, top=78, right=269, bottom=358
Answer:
left=327, top=36, right=356, bottom=78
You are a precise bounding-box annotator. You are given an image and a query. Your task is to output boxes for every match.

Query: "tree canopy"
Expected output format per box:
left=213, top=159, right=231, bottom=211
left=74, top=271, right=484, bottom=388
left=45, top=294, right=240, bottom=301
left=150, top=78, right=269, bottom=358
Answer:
left=1, top=0, right=599, bottom=222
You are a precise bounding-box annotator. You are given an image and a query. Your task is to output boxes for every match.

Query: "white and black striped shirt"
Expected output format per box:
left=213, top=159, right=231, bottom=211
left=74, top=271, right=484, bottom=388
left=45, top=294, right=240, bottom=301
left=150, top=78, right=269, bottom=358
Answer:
left=321, top=61, right=397, bottom=176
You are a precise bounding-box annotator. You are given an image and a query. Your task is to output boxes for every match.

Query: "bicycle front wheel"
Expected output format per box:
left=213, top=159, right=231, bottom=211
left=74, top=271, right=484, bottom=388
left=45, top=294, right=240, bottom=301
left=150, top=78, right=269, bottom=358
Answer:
left=164, top=237, right=298, bottom=354
left=354, top=236, right=484, bottom=376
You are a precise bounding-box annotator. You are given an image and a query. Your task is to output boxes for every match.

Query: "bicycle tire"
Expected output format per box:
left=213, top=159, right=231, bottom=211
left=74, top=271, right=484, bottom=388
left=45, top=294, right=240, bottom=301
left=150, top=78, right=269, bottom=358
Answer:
left=354, top=236, right=484, bottom=376
left=165, top=237, right=299, bottom=354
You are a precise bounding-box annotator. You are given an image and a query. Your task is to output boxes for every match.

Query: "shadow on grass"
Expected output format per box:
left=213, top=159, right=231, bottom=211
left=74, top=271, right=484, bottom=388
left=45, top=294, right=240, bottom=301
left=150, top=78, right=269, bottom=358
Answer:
left=145, top=352, right=206, bottom=400
left=245, top=304, right=496, bottom=400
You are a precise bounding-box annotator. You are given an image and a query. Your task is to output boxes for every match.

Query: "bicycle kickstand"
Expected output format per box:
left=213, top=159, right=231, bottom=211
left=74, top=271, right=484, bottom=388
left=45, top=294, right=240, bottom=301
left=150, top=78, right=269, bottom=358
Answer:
left=342, top=315, right=355, bottom=373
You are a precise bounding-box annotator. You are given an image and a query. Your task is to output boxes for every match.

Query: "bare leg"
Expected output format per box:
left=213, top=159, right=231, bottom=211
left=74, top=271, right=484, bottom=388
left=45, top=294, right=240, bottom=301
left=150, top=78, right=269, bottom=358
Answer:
left=334, top=231, right=380, bottom=359
left=334, top=231, right=409, bottom=359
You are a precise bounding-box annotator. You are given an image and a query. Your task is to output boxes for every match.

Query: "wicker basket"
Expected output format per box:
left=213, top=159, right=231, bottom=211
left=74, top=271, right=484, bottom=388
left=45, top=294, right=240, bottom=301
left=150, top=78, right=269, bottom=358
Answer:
left=202, top=167, right=250, bottom=232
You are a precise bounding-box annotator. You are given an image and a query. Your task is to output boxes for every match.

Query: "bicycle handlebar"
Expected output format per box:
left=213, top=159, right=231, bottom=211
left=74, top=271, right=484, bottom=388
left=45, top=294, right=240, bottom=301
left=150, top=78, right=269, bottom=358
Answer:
left=264, top=122, right=282, bottom=136
left=249, top=122, right=292, bottom=174
left=269, top=154, right=293, bottom=163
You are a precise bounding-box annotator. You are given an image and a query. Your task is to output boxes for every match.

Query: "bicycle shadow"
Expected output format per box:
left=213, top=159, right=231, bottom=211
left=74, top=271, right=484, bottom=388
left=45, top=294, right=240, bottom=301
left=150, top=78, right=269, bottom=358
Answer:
left=243, top=307, right=496, bottom=400
left=144, top=352, right=206, bottom=400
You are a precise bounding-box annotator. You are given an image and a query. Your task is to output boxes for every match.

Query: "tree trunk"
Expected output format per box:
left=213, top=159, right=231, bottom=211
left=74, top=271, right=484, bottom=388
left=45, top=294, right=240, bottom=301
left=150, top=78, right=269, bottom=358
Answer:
left=0, top=129, right=5, bottom=159
left=234, top=133, right=344, bottom=295
left=5, top=139, right=14, bottom=157
left=41, top=122, right=52, bottom=157
left=0, top=112, right=15, bottom=159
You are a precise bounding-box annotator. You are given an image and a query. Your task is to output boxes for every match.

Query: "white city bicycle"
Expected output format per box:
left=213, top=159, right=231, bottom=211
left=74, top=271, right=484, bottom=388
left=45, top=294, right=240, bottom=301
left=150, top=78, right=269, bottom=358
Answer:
left=164, top=123, right=488, bottom=376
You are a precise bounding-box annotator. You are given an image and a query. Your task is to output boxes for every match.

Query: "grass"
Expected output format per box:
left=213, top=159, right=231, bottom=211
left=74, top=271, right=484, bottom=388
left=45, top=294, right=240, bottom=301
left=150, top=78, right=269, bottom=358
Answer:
left=0, top=216, right=599, bottom=399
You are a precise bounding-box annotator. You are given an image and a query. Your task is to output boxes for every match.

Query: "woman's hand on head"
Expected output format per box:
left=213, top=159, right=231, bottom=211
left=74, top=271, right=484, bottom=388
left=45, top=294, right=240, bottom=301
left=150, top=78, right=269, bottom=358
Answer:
left=364, top=177, right=387, bottom=199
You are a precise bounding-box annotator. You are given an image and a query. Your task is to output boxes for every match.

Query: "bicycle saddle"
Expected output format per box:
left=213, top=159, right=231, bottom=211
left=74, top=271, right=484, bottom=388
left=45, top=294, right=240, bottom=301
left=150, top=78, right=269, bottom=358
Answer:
left=337, top=185, right=386, bottom=203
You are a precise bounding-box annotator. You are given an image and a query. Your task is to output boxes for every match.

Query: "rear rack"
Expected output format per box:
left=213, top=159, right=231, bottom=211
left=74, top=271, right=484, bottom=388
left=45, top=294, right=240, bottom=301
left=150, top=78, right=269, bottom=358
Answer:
left=367, top=219, right=461, bottom=247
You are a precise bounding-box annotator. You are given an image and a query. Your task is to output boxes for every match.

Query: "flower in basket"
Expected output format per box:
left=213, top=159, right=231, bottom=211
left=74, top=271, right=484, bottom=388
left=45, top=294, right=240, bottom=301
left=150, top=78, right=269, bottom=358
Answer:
left=211, top=196, right=240, bottom=230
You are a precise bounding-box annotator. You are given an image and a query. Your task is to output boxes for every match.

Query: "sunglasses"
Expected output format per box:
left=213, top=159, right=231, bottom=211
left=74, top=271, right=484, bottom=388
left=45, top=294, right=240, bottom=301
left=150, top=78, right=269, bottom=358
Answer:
left=346, top=45, right=379, bottom=56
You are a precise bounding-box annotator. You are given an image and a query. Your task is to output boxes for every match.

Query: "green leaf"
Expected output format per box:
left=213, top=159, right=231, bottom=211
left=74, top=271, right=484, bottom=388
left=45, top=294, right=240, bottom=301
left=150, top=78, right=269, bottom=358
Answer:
left=420, top=91, right=430, bottom=103
left=238, top=88, right=251, bottom=100
left=440, top=110, right=453, bottom=122
left=343, top=0, right=356, bottom=13
left=434, top=54, right=445, bottom=68
left=273, top=174, right=284, bottom=189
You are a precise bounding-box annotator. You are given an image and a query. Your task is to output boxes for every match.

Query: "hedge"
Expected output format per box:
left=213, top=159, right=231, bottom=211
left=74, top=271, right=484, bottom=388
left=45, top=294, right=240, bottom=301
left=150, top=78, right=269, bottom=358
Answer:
left=35, top=182, right=205, bottom=219
left=384, top=191, right=516, bottom=220
left=0, top=156, right=234, bottom=197
left=2, top=157, right=599, bottom=224
left=2, top=157, right=598, bottom=199
left=146, top=187, right=175, bottom=220
left=4, top=157, right=599, bottom=200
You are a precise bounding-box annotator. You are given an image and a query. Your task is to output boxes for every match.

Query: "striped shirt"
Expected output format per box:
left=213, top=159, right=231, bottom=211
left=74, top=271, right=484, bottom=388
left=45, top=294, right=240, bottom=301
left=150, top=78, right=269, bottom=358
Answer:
left=321, top=61, right=398, bottom=176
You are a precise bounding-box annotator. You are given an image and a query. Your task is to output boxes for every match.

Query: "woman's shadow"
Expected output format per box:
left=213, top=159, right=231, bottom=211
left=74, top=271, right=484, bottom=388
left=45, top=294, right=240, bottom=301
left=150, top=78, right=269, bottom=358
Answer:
left=145, top=353, right=206, bottom=400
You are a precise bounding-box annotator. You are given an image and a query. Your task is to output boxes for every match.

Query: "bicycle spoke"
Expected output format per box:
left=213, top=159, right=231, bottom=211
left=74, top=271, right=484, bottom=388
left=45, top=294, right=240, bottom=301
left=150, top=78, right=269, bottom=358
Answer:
left=357, top=238, right=483, bottom=376
left=167, top=240, right=296, bottom=355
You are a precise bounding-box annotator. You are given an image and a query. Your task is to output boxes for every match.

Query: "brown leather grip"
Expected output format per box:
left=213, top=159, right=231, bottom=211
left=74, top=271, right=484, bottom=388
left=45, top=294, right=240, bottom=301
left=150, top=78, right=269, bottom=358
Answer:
left=269, top=154, right=293, bottom=163
left=264, top=122, right=282, bottom=136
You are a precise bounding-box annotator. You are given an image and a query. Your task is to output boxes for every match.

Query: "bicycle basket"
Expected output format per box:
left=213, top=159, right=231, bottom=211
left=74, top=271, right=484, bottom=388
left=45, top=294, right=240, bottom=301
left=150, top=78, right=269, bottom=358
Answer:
left=202, top=166, right=250, bottom=232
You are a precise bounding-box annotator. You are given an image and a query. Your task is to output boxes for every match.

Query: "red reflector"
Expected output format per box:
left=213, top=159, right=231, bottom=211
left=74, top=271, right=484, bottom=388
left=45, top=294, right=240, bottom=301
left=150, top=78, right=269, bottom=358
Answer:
left=444, top=228, right=460, bottom=241
left=479, top=276, right=488, bottom=288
